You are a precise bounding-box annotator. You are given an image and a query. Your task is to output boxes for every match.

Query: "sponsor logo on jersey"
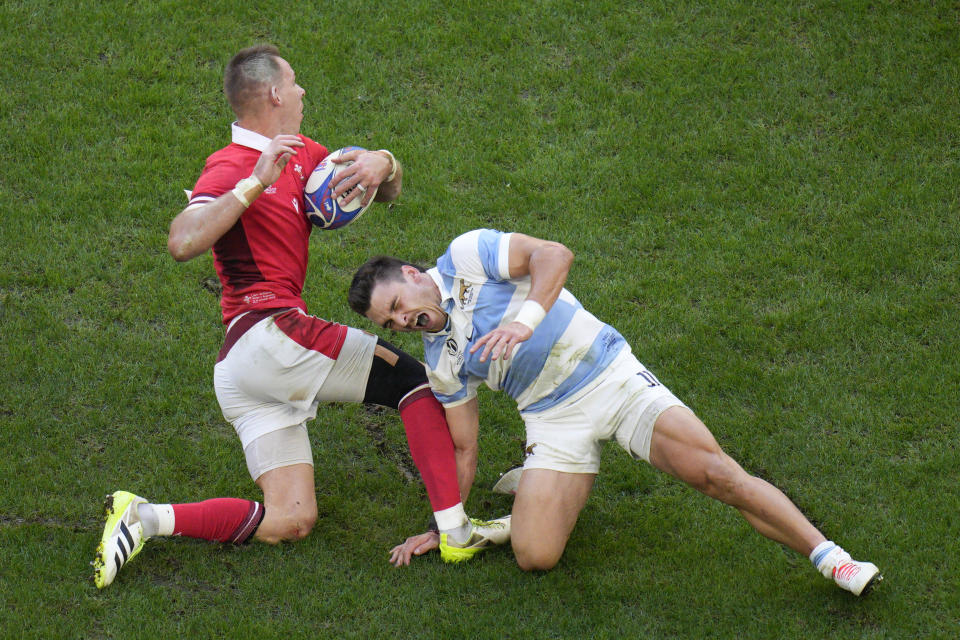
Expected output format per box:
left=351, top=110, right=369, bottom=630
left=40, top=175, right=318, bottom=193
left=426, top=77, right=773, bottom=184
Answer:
left=445, top=336, right=465, bottom=368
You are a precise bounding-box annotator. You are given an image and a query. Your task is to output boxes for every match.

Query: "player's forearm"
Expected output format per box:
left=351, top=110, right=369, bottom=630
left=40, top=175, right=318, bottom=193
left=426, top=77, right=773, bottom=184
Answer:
left=455, top=443, right=478, bottom=504
left=168, top=194, right=248, bottom=262
left=525, top=242, right=573, bottom=312
left=444, top=399, right=480, bottom=503
left=507, top=235, right=573, bottom=313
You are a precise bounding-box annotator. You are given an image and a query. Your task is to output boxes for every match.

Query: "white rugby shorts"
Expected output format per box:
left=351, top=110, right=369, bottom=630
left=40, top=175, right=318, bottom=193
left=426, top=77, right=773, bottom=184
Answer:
left=243, top=422, right=312, bottom=481
left=214, top=309, right=376, bottom=452
left=520, top=348, right=686, bottom=474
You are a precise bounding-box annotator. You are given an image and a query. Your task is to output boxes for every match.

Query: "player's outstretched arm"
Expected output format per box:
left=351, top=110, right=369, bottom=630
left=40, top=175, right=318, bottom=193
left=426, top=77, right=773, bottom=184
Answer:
left=168, top=135, right=303, bottom=261
left=471, top=233, right=574, bottom=362
left=387, top=400, right=480, bottom=567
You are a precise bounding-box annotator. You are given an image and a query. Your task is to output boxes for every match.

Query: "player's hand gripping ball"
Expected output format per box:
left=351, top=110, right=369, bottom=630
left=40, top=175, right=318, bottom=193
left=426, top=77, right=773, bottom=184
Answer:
left=304, top=146, right=378, bottom=229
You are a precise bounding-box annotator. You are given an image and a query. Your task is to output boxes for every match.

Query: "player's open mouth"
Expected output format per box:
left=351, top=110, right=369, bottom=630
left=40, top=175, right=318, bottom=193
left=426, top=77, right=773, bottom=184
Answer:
left=415, top=313, right=429, bottom=328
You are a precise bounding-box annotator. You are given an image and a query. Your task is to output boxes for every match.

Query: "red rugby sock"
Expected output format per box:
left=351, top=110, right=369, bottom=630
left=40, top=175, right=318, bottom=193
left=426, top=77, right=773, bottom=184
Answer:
left=399, top=387, right=462, bottom=511
left=171, top=498, right=264, bottom=544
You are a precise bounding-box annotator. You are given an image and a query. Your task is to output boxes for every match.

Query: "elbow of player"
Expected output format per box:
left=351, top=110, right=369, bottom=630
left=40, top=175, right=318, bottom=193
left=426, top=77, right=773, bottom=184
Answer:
left=167, top=234, right=195, bottom=262
left=548, top=242, right=574, bottom=269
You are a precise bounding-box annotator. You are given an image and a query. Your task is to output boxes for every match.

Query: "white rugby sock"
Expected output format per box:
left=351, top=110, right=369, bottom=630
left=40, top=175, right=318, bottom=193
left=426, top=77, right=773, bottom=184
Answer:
left=443, top=523, right=473, bottom=544
left=434, top=503, right=471, bottom=542
left=810, top=540, right=851, bottom=579
left=137, top=503, right=175, bottom=537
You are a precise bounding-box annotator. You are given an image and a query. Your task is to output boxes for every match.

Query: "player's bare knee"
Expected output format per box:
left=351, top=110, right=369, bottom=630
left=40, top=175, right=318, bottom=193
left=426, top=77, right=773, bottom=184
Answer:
left=514, top=542, right=561, bottom=572
left=292, top=505, right=319, bottom=539
left=287, top=515, right=317, bottom=541
left=258, top=503, right=317, bottom=543
left=516, top=553, right=560, bottom=572
left=256, top=529, right=285, bottom=545
left=699, top=453, right=746, bottom=503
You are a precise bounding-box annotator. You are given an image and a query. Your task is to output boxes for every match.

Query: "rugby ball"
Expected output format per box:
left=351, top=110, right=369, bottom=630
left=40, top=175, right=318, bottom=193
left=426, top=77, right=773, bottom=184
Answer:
left=304, top=146, right=378, bottom=230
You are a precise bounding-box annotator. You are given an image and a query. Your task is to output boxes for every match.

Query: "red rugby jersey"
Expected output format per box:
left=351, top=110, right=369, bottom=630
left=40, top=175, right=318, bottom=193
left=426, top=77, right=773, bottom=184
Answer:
left=188, top=124, right=328, bottom=324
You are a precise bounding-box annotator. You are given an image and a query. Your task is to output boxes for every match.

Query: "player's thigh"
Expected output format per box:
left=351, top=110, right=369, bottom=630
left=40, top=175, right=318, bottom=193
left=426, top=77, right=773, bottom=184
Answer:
left=361, top=338, right=430, bottom=409
left=255, top=462, right=318, bottom=542
left=314, top=327, right=377, bottom=403
left=242, top=422, right=313, bottom=481
left=512, top=469, right=595, bottom=570
left=648, top=406, right=742, bottom=491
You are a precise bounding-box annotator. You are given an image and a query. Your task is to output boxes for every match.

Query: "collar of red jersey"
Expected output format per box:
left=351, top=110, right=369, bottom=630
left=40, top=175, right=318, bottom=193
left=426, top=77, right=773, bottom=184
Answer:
left=231, top=122, right=272, bottom=151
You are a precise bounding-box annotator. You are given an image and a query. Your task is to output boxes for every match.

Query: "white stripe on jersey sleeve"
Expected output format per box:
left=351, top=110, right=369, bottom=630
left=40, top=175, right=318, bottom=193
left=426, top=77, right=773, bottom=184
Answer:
left=186, top=194, right=216, bottom=211
left=447, top=230, right=488, bottom=282
left=498, top=232, right=513, bottom=280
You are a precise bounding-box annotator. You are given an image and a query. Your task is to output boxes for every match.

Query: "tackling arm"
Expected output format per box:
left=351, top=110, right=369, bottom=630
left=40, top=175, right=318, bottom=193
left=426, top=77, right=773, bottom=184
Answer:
left=444, top=398, right=480, bottom=505
left=470, top=233, right=574, bottom=362
left=386, top=397, right=481, bottom=567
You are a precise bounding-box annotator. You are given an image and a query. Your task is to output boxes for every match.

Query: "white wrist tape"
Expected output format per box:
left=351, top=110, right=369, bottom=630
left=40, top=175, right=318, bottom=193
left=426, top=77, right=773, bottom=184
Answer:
left=231, top=175, right=264, bottom=208
left=513, top=300, right=546, bottom=332
left=377, top=149, right=398, bottom=182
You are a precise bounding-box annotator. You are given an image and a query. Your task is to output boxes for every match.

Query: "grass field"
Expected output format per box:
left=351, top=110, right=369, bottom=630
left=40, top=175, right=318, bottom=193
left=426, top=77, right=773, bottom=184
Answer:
left=1, top=0, right=958, bottom=637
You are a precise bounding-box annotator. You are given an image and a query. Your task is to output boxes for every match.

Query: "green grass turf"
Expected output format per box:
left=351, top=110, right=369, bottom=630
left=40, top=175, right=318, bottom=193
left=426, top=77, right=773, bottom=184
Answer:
left=1, top=0, right=958, bottom=637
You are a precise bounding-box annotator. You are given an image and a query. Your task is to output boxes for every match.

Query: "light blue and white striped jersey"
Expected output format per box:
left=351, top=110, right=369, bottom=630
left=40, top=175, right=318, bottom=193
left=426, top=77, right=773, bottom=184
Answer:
left=422, top=229, right=626, bottom=412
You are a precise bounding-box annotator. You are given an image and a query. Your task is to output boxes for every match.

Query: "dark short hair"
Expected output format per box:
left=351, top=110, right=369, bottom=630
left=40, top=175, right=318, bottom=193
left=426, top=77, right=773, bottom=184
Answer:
left=348, top=256, right=423, bottom=316
left=223, top=44, right=282, bottom=117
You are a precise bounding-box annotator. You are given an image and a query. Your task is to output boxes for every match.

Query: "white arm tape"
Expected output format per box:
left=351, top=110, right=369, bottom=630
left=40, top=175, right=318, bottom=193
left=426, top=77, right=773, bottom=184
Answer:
left=513, top=300, right=546, bottom=332
left=231, top=175, right=264, bottom=208
left=377, top=149, right=398, bottom=182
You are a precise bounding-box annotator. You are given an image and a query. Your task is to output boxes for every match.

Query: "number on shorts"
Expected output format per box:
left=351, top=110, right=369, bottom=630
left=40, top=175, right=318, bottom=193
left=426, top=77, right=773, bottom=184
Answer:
left=636, top=369, right=661, bottom=387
